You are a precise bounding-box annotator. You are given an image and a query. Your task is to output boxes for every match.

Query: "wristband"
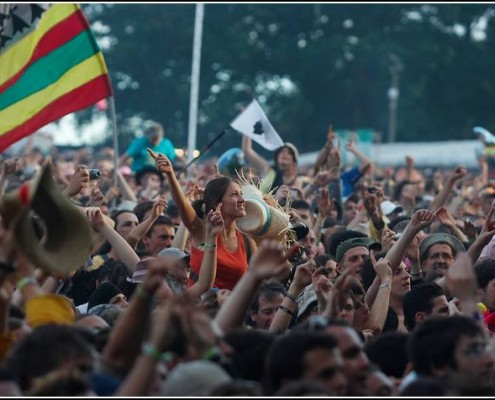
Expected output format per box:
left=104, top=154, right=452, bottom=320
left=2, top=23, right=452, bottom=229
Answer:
left=379, top=282, right=392, bottom=290
left=285, top=293, right=298, bottom=304
left=142, top=343, right=162, bottom=362
left=16, top=277, right=37, bottom=292
left=279, top=305, right=295, bottom=317
left=202, top=346, right=222, bottom=361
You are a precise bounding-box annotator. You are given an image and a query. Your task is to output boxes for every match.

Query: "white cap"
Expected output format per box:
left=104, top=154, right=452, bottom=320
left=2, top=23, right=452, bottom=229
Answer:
left=381, top=200, right=403, bottom=217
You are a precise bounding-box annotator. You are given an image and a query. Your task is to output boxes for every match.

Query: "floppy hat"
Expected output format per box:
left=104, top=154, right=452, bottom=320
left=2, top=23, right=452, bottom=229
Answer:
left=236, top=183, right=292, bottom=244
left=335, top=237, right=382, bottom=263
left=0, top=163, right=92, bottom=276
left=419, top=233, right=465, bottom=260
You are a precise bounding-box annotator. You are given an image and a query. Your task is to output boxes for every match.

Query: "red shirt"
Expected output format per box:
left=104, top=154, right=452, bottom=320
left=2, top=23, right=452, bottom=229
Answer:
left=189, top=230, right=248, bottom=290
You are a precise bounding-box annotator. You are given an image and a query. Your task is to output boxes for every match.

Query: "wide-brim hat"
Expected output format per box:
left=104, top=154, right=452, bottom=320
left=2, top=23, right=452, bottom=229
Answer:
left=236, top=184, right=291, bottom=244
left=0, top=163, right=92, bottom=276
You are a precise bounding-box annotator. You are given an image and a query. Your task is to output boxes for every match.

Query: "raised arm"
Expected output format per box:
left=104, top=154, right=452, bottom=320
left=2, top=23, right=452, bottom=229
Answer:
left=187, top=204, right=223, bottom=299
left=214, top=240, right=291, bottom=334
left=435, top=206, right=468, bottom=244
left=363, top=254, right=392, bottom=335
left=346, top=138, right=374, bottom=176
left=116, top=169, right=138, bottom=203
left=103, top=259, right=169, bottom=377
left=269, top=261, right=314, bottom=333
left=86, top=207, right=140, bottom=271
left=0, top=159, right=17, bottom=198
left=126, top=196, right=166, bottom=249
left=429, top=166, right=467, bottom=211
left=242, top=136, right=271, bottom=177
left=366, top=209, right=435, bottom=306
left=149, top=149, right=204, bottom=241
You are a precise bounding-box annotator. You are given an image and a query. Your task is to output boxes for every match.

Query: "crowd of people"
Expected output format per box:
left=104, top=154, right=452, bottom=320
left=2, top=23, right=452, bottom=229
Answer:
left=0, top=121, right=495, bottom=396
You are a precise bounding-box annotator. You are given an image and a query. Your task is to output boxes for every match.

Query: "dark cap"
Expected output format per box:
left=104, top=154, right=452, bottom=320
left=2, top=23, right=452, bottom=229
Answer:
left=335, top=237, right=381, bottom=263
left=419, top=233, right=465, bottom=261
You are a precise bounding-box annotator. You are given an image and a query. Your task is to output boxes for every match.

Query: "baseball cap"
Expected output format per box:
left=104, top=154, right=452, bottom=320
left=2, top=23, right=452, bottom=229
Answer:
left=158, top=247, right=190, bottom=262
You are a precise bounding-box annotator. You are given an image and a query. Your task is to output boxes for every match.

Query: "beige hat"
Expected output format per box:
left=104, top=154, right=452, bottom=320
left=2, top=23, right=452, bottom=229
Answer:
left=0, top=163, right=92, bottom=276
left=236, top=184, right=291, bottom=244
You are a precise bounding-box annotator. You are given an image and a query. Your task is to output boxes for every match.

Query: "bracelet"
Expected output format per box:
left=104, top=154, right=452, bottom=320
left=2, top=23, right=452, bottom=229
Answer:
left=410, top=271, right=422, bottom=276
left=202, top=346, right=222, bottom=361
left=16, top=277, right=37, bottom=291
left=199, top=242, right=217, bottom=249
left=279, top=305, right=295, bottom=317
left=142, top=343, right=162, bottom=362
left=285, top=293, right=298, bottom=304
left=161, top=351, right=177, bottom=363
left=379, top=282, right=392, bottom=290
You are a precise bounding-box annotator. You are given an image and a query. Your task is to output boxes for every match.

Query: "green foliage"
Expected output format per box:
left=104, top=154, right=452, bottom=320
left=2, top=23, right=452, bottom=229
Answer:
left=82, top=3, right=495, bottom=155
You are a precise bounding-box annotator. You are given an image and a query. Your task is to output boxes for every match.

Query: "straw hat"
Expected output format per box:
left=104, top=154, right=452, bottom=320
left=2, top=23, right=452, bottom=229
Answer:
left=236, top=183, right=291, bottom=244
left=0, top=163, right=92, bottom=276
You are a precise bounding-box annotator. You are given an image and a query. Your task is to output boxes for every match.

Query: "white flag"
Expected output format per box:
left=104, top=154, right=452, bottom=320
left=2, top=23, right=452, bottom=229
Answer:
left=230, top=99, right=284, bottom=150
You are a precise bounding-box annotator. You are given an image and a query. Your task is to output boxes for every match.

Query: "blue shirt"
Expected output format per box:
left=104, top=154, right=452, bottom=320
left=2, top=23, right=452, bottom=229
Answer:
left=126, top=136, right=176, bottom=172
left=341, top=166, right=363, bottom=198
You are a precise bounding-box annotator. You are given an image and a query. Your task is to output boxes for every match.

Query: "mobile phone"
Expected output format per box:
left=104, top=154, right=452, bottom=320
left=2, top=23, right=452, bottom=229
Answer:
left=88, top=169, right=102, bottom=180
left=290, top=187, right=299, bottom=198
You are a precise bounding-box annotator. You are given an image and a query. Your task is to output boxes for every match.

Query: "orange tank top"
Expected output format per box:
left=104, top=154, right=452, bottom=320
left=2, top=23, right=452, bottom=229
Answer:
left=189, top=230, right=248, bottom=291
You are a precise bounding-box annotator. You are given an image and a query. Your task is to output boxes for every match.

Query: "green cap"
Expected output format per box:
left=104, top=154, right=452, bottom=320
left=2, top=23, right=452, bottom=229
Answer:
left=335, top=237, right=381, bottom=263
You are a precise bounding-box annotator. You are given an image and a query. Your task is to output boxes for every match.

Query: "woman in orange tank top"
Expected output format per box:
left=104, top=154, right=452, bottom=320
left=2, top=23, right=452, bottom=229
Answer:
left=149, top=149, right=257, bottom=290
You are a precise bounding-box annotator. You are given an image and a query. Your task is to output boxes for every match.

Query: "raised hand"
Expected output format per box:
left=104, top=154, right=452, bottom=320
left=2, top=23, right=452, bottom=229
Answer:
left=435, top=206, right=456, bottom=228
left=148, top=148, right=174, bottom=176
left=85, top=207, right=108, bottom=231
left=206, top=203, right=224, bottom=237
left=317, top=187, right=333, bottom=218
left=445, top=252, right=477, bottom=302
left=326, top=124, right=336, bottom=147
left=292, top=259, right=316, bottom=290
left=409, top=209, right=436, bottom=232
left=313, top=169, right=333, bottom=187
left=380, top=228, right=397, bottom=254
left=370, top=250, right=393, bottom=282
left=89, top=187, right=105, bottom=207
left=449, top=165, right=467, bottom=183
left=1, top=158, right=17, bottom=177
left=151, top=195, right=167, bottom=219
left=248, top=240, right=291, bottom=281
left=312, top=267, right=333, bottom=299
left=63, top=165, right=90, bottom=197
left=461, top=219, right=478, bottom=240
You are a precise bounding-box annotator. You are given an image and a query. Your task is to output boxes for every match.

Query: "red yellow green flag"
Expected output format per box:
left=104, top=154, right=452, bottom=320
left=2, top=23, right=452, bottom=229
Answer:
left=0, top=3, right=113, bottom=151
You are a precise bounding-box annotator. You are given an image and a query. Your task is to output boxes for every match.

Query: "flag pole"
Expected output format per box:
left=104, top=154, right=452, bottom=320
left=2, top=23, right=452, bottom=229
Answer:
left=108, top=96, right=119, bottom=187
left=186, top=3, right=205, bottom=176
left=177, top=128, right=227, bottom=176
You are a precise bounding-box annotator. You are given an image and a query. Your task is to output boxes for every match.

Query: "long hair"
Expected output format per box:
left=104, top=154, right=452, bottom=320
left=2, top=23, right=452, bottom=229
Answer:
left=192, top=176, right=237, bottom=218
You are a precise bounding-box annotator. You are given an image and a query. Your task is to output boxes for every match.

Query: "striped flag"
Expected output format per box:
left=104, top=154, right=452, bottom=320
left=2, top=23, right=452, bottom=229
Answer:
left=0, top=3, right=113, bottom=152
